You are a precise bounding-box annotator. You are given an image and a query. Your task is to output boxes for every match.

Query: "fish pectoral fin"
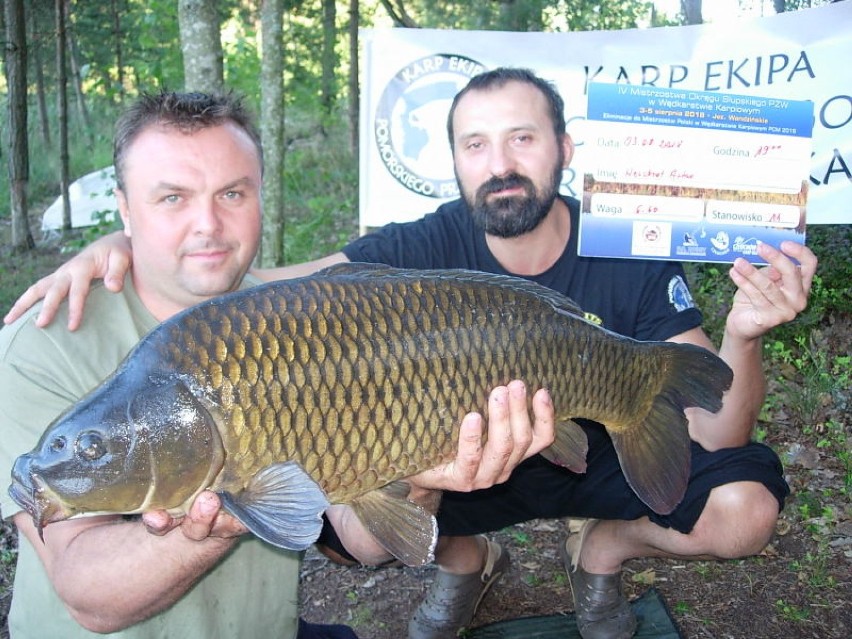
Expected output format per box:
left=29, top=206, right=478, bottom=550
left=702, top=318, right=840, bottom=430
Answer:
left=219, top=461, right=330, bottom=551
left=608, top=396, right=691, bottom=516
left=539, top=419, right=588, bottom=473
left=349, top=481, right=438, bottom=567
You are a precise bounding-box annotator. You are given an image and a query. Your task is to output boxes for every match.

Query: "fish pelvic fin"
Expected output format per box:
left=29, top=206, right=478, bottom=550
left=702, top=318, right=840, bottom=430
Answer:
left=219, top=461, right=329, bottom=551
left=349, top=481, right=438, bottom=567
left=609, top=343, right=733, bottom=515
left=539, top=419, right=588, bottom=473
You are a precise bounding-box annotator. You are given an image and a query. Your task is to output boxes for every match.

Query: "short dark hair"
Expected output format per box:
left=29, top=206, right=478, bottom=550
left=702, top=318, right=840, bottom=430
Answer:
left=446, top=67, right=566, bottom=150
left=113, top=91, right=262, bottom=191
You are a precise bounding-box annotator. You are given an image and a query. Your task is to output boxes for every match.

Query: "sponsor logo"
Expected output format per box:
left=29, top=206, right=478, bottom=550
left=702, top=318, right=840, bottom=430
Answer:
left=710, top=230, right=731, bottom=256
left=668, top=275, right=696, bottom=312
left=374, top=54, right=486, bottom=198
left=732, top=235, right=760, bottom=256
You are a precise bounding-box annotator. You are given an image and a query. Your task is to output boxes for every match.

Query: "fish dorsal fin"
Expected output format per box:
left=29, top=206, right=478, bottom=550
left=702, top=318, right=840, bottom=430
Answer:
left=316, top=263, right=585, bottom=319
left=539, top=419, right=589, bottom=473
left=349, top=481, right=438, bottom=567
left=314, top=262, right=399, bottom=277
left=219, top=461, right=330, bottom=551
left=435, top=269, right=585, bottom=318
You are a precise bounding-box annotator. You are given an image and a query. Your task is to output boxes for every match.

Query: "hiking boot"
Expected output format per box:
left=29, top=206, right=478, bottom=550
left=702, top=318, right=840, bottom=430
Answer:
left=562, top=519, right=637, bottom=639
left=408, top=536, right=509, bottom=639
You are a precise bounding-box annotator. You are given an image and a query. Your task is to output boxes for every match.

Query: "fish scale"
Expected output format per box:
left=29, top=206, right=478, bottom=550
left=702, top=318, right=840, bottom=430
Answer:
left=10, top=264, right=733, bottom=565
left=159, top=275, right=536, bottom=498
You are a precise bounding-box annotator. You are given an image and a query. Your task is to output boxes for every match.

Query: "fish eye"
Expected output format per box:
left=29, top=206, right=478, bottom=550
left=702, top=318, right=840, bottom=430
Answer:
left=49, top=436, right=67, bottom=453
left=77, top=432, right=107, bottom=461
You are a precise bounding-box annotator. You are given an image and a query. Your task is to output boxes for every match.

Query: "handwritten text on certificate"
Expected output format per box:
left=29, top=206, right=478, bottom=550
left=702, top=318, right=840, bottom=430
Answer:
left=577, top=83, right=814, bottom=264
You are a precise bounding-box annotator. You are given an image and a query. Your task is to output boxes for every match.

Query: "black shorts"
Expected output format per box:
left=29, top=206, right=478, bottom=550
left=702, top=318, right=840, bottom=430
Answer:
left=437, top=420, right=790, bottom=536
left=297, top=619, right=358, bottom=639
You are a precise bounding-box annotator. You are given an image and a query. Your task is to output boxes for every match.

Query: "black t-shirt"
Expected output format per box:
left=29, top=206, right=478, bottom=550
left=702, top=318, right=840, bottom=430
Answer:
left=342, top=196, right=703, bottom=341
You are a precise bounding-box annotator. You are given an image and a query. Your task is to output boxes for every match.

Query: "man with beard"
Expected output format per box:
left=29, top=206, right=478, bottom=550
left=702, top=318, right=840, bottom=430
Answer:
left=7, top=68, right=817, bottom=639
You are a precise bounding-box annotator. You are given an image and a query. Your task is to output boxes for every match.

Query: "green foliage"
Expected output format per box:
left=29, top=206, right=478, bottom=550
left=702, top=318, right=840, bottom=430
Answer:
left=0, top=521, right=17, bottom=624
left=65, top=1, right=184, bottom=96
left=682, top=262, right=735, bottom=343
left=506, top=529, right=533, bottom=547
left=686, top=224, right=851, bottom=458
left=0, top=249, right=59, bottom=315
left=382, top=0, right=654, bottom=31
left=222, top=4, right=262, bottom=109
left=774, top=598, right=810, bottom=623
left=281, top=119, right=359, bottom=265
left=522, top=572, right=542, bottom=587
left=0, top=95, right=118, bottom=219
left=61, top=207, right=124, bottom=253
left=766, top=335, right=848, bottom=428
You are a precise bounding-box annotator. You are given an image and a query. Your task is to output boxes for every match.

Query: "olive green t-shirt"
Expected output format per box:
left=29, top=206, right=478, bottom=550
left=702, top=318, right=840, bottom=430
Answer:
left=0, top=276, right=299, bottom=639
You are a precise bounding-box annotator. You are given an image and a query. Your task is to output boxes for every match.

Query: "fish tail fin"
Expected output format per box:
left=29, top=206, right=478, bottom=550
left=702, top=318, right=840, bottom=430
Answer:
left=610, top=343, right=733, bottom=515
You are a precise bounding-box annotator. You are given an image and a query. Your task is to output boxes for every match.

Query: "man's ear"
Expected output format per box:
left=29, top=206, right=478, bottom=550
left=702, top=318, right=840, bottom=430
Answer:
left=561, top=134, right=575, bottom=168
left=115, top=188, right=132, bottom=238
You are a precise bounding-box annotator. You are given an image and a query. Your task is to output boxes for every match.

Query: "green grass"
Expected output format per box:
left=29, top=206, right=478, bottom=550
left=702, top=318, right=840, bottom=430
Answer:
left=281, top=121, right=359, bottom=264
left=0, top=99, right=119, bottom=214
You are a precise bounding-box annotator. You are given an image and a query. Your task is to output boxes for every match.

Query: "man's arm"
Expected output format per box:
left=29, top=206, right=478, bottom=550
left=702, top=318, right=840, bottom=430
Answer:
left=15, top=490, right=245, bottom=634
left=2, top=231, right=350, bottom=330
left=674, top=240, right=817, bottom=450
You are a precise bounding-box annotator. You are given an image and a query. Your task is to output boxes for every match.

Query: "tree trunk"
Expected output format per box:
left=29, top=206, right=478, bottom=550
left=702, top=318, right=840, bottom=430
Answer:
left=378, top=0, right=419, bottom=27
left=112, top=0, right=125, bottom=103
left=680, top=0, right=702, bottom=24
left=3, top=0, right=35, bottom=250
left=29, top=3, right=51, bottom=148
left=178, top=0, right=224, bottom=92
left=56, top=0, right=71, bottom=231
left=320, top=0, right=336, bottom=115
left=348, top=0, right=359, bottom=156
left=259, top=0, right=284, bottom=267
left=64, top=0, right=93, bottom=144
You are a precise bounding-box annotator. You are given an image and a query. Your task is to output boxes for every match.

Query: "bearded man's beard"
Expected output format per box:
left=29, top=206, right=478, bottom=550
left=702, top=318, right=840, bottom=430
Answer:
left=463, top=161, right=564, bottom=239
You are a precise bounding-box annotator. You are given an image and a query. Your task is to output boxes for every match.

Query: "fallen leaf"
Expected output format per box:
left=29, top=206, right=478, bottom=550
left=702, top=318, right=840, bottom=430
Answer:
left=632, top=569, right=656, bottom=585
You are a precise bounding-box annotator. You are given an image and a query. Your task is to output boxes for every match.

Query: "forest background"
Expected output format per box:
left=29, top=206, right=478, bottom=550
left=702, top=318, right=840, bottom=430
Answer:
left=1, top=1, right=850, bottom=638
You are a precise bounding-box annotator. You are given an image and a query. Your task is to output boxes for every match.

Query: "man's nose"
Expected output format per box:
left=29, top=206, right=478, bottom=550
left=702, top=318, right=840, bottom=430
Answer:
left=194, top=200, right=224, bottom=233
left=488, top=144, right=516, bottom=177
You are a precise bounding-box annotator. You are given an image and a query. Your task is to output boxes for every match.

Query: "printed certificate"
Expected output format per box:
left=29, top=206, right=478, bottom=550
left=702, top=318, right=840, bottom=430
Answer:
left=577, top=83, right=813, bottom=264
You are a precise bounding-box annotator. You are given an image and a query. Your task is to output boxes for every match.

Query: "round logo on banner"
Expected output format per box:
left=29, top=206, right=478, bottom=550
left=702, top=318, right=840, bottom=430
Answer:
left=374, top=54, right=486, bottom=199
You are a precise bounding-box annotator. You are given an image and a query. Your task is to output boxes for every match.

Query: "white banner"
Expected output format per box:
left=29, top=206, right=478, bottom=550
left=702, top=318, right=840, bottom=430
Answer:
left=360, top=2, right=851, bottom=228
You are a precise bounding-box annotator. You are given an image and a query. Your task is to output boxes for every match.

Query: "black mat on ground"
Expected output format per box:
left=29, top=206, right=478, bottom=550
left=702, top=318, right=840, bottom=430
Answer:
left=465, top=588, right=684, bottom=639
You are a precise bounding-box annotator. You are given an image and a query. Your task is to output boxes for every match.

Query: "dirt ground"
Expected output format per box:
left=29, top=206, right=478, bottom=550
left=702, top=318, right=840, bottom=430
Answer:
left=0, top=218, right=850, bottom=639
left=299, top=506, right=852, bottom=639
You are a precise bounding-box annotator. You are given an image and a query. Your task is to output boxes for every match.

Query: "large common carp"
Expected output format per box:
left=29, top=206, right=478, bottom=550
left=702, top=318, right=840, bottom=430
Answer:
left=9, top=264, right=732, bottom=566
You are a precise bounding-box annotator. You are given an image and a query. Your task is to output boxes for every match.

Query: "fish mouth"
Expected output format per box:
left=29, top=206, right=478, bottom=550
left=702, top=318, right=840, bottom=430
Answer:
left=8, top=473, right=74, bottom=531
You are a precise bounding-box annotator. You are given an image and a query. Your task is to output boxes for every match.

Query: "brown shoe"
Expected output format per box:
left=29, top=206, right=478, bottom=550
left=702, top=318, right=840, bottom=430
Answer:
left=408, top=536, right=509, bottom=639
left=561, top=519, right=637, bottom=639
